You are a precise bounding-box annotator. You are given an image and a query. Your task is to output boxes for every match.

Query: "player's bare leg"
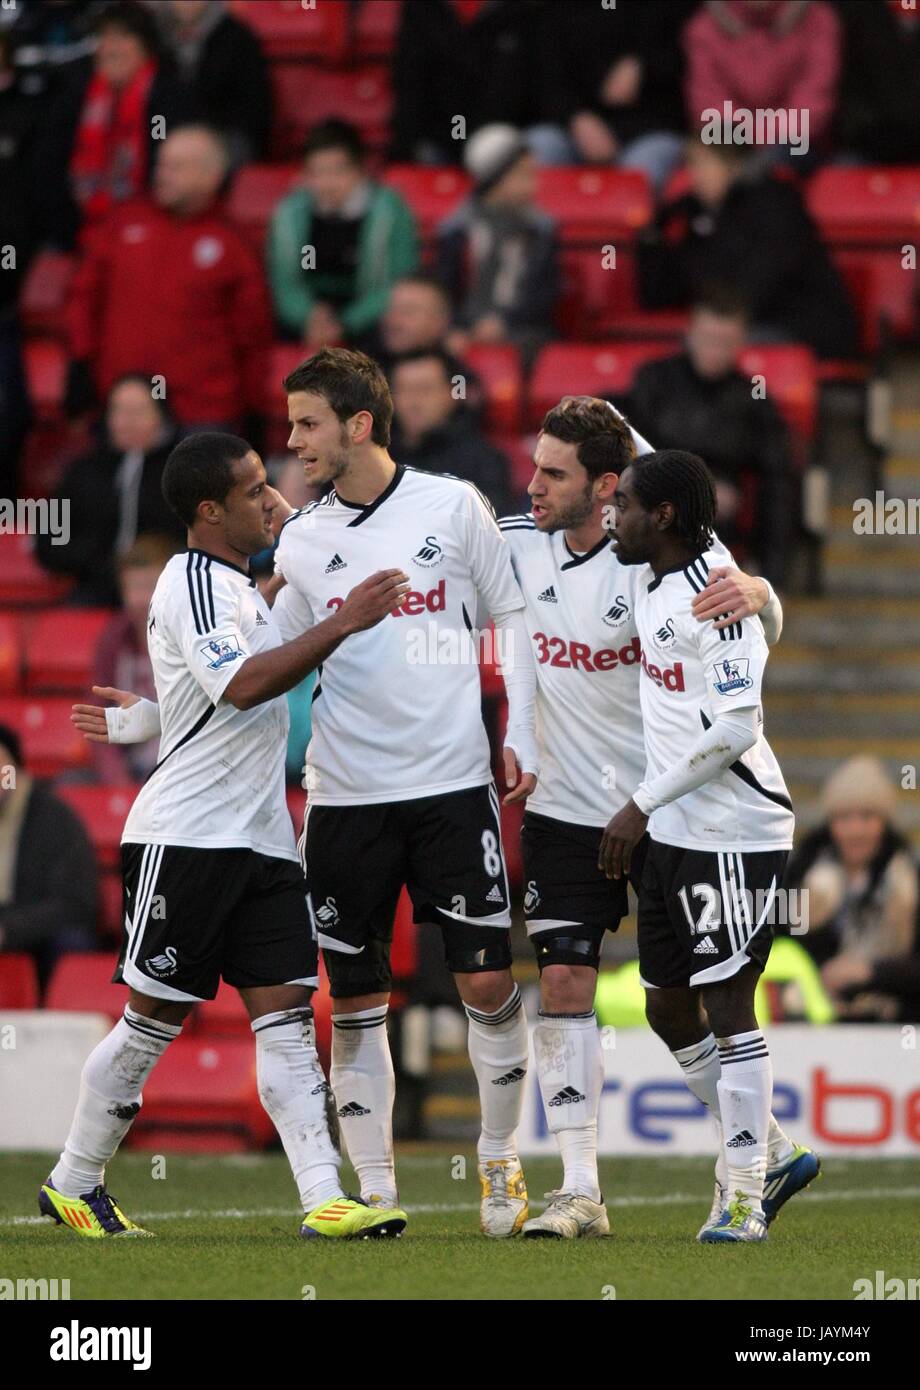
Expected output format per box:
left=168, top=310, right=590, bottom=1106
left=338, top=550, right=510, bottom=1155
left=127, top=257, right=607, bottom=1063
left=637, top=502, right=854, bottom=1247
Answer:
left=330, top=990, right=399, bottom=1208
left=522, top=962, right=609, bottom=1239
left=454, top=966, right=529, bottom=1237
left=40, top=989, right=191, bottom=1236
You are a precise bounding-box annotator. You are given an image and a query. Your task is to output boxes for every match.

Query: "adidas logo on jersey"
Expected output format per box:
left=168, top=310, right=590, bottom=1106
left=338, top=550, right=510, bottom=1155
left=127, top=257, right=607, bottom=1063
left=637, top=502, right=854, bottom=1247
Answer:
left=693, top=935, right=719, bottom=954
left=548, top=1086, right=585, bottom=1107
left=538, top=586, right=557, bottom=603
left=492, top=1067, right=526, bottom=1087
left=255, top=611, right=268, bottom=626
left=325, top=553, right=347, bottom=574
left=485, top=884, right=504, bottom=903
left=726, top=1130, right=757, bottom=1148
left=338, top=1101, right=371, bottom=1118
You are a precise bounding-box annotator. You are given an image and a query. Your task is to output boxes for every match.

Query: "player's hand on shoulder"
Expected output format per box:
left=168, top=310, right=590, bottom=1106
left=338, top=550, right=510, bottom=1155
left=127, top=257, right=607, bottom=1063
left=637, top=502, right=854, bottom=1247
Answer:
left=71, top=686, right=140, bottom=743
left=337, top=569, right=411, bottom=633
left=599, top=799, right=648, bottom=880
left=691, top=566, right=769, bottom=630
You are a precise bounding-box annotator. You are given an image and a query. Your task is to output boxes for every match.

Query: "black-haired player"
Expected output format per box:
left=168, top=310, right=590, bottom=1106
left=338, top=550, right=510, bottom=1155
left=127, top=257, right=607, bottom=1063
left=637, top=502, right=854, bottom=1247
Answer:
left=604, top=449, right=818, bottom=1243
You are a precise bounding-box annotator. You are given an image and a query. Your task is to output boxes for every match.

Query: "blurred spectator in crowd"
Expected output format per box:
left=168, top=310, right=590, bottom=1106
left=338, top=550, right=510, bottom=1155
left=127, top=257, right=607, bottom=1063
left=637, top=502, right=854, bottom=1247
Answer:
left=533, top=0, right=692, bottom=190
left=358, top=274, right=454, bottom=374
left=37, top=374, right=184, bottom=605
left=91, top=533, right=180, bottom=784
left=835, top=0, right=920, bottom=164
left=5, top=0, right=105, bottom=100
left=0, top=724, right=98, bottom=987
left=436, top=124, right=558, bottom=361
left=637, top=137, right=858, bottom=358
left=36, top=1, right=190, bottom=250
left=683, top=0, right=841, bottom=166
left=622, top=289, right=794, bottom=585
left=389, top=348, right=513, bottom=517
left=65, top=124, right=272, bottom=429
left=156, top=0, right=272, bottom=165
left=268, top=120, right=418, bottom=348
left=0, top=30, right=41, bottom=498
left=390, top=0, right=541, bottom=164
left=786, top=757, right=920, bottom=1022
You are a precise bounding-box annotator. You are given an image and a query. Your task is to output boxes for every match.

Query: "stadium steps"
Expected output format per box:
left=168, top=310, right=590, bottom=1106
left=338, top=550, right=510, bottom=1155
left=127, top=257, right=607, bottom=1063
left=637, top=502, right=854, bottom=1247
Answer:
left=765, top=361, right=920, bottom=844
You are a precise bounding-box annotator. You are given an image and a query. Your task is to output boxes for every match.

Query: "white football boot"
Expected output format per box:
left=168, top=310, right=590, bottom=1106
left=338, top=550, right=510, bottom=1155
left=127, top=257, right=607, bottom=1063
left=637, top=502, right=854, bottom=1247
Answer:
left=522, top=1190, right=610, bottom=1239
left=478, top=1158, right=528, bottom=1237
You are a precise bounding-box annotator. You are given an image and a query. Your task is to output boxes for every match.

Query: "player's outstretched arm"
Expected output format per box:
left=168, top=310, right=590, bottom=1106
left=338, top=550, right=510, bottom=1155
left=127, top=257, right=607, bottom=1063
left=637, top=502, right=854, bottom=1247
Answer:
left=492, top=607, right=539, bottom=804
left=72, top=687, right=161, bottom=744
left=690, top=568, right=783, bottom=644
left=224, top=569, right=409, bottom=710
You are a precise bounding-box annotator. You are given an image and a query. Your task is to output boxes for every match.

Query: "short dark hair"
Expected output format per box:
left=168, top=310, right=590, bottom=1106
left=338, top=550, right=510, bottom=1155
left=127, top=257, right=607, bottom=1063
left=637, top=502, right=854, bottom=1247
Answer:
left=540, top=396, right=635, bottom=481
left=693, top=283, right=750, bottom=323
left=390, top=346, right=465, bottom=383
left=93, top=1, right=160, bottom=55
left=0, top=723, right=22, bottom=767
left=391, top=272, right=452, bottom=310
left=627, top=449, right=717, bottom=553
left=161, top=432, right=252, bottom=529
left=283, top=348, right=393, bottom=447
left=303, top=119, right=365, bottom=165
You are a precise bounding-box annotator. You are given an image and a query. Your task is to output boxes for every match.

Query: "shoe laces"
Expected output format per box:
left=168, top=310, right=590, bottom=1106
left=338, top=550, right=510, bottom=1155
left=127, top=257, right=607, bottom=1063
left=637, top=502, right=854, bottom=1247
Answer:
left=483, top=1162, right=514, bottom=1202
left=84, top=1186, right=125, bottom=1233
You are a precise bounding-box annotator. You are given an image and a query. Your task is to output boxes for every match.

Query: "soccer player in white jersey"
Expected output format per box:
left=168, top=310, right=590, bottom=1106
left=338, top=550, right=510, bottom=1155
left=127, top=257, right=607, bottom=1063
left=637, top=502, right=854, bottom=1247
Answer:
left=40, top=432, right=411, bottom=1241
left=498, top=396, right=799, bottom=1239
left=603, top=448, right=818, bottom=1243
left=270, top=349, right=539, bottom=1236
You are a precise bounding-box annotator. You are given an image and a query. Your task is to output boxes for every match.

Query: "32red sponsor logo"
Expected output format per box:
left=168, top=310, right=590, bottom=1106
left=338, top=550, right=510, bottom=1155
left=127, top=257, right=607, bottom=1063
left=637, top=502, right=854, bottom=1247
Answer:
left=327, top=578, right=446, bottom=617
left=640, top=646, right=685, bottom=691
left=533, top=632, right=641, bottom=672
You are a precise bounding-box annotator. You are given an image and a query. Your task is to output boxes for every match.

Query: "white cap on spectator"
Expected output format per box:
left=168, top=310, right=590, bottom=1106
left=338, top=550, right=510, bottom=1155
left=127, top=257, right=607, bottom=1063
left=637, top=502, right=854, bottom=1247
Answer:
left=464, top=123, right=527, bottom=193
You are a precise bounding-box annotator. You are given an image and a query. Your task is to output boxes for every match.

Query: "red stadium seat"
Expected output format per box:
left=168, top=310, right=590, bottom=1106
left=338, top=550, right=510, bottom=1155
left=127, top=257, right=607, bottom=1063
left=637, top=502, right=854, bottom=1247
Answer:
left=354, top=0, right=403, bottom=60
left=806, top=167, right=920, bottom=246
left=738, top=344, right=818, bottom=449
left=0, top=696, right=91, bottom=776
left=527, top=341, right=676, bottom=428
left=555, top=246, right=645, bottom=337
left=489, top=433, right=536, bottom=496
left=0, top=533, right=71, bottom=607
left=99, top=870, right=124, bottom=938
left=271, top=64, right=392, bottom=160
left=45, top=952, right=121, bottom=1020
left=286, top=784, right=307, bottom=836
left=225, top=162, right=302, bottom=255
left=230, top=0, right=348, bottom=61
left=18, top=250, right=76, bottom=338
left=391, top=887, right=417, bottom=982
left=193, top=981, right=253, bottom=1039
left=832, top=249, right=918, bottom=354
left=382, top=165, right=470, bottom=241
left=460, top=344, right=523, bottom=433
left=0, top=953, right=40, bottom=1008
left=0, top=614, right=22, bottom=694
left=55, top=784, right=141, bottom=870
left=23, top=339, right=67, bottom=423
left=535, top=167, right=653, bottom=244
left=129, top=1037, right=274, bottom=1148
left=24, top=607, right=113, bottom=694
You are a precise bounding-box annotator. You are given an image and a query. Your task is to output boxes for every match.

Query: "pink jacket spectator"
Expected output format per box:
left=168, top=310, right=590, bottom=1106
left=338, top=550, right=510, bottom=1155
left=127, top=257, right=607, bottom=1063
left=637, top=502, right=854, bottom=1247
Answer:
left=684, top=0, right=841, bottom=147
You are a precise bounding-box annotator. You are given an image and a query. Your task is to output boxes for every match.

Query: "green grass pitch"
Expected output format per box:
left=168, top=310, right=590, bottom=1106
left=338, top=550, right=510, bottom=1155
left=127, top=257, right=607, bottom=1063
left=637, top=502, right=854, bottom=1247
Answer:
left=1, top=1150, right=918, bottom=1301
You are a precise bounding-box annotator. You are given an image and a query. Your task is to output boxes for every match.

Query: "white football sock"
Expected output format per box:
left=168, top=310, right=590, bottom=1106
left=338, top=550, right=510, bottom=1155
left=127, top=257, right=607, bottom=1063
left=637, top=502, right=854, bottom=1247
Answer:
left=767, top=1115, right=796, bottom=1168
left=717, top=1031, right=772, bottom=1214
left=330, top=1005, right=397, bottom=1204
left=464, top=985, right=528, bottom=1164
left=252, top=1007, right=342, bottom=1214
left=534, top=1010, right=602, bottom=1202
left=50, top=1006, right=181, bottom=1197
left=672, top=1032, right=727, bottom=1188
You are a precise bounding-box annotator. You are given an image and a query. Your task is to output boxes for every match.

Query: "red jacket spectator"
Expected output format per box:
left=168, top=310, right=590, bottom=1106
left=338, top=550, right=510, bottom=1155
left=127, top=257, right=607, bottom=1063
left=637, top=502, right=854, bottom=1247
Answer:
left=684, top=1, right=841, bottom=150
left=68, top=194, right=271, bottom=426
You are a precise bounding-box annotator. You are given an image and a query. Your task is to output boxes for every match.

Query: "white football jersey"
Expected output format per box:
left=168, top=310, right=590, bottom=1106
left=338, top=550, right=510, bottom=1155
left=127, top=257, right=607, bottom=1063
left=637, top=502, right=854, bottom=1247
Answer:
left=273, top=466, right=524, bottom=805
left=633, top=548, right=794, bottom=852
left=499, top=517, right=646, bottom=827
left=122, top=550, right=297, bottom=861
